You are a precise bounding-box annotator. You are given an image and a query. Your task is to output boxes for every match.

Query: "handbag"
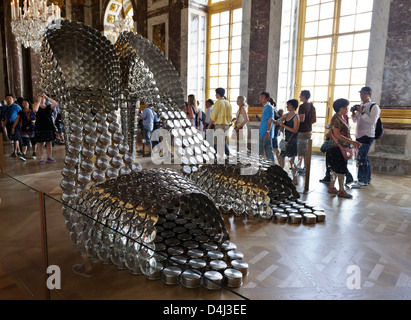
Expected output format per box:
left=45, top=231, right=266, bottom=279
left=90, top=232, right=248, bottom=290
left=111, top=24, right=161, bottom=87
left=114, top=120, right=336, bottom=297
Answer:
left=320, top=138, right=330, bottom=153
left=330, top=130, right=357, bottom=160
left=279, top=138, right=288, bottom=151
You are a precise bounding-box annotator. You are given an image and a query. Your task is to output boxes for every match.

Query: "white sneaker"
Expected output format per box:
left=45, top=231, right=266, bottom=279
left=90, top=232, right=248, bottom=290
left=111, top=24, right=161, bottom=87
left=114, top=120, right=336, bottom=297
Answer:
left=351, top=181, right=368, bottom=189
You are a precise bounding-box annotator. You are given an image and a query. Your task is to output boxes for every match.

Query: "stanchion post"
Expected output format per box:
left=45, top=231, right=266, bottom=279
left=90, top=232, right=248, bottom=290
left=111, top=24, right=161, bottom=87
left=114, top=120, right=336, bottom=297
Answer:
left=39, top=192, right=51, bottom=300
left=0, top=133, right=5, bottom=173
left=304, top=139, right=313, bottom=193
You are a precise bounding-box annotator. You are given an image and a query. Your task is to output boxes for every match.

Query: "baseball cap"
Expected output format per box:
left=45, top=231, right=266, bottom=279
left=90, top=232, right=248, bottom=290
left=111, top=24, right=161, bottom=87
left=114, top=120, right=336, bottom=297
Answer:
left=359, top=87, right=372, bottom=94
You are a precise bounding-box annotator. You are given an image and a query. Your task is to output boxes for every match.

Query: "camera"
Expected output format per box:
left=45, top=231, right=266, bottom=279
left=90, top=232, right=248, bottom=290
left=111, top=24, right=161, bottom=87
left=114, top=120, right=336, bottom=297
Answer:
left=352, top=104, right=360, bottom=112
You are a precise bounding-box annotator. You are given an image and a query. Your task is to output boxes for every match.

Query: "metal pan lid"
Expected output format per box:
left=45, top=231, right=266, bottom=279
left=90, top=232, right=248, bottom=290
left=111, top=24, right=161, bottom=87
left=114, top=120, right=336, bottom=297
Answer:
left=210, top=259, right=227, bottom=271
left=202, top=242, right=218, bottom=251
left=227, top=250, right=244, bottom=260
left=187, top=249, right=204, bottom=258
left=188, top=258, right=206, bottom=269
left=167, top=246, right=184, bottom=256
left=221, top=242, right=237, bottom=252
left=207, top=250, right=224, bottom=260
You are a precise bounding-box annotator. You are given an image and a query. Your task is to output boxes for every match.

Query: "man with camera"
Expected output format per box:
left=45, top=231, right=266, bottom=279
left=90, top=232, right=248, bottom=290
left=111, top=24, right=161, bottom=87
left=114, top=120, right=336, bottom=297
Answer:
left=350, top=87, right=381, bottom=188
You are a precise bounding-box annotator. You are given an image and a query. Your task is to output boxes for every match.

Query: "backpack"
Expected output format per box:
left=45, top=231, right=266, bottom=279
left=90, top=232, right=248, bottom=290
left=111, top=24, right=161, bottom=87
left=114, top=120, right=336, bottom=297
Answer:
left=370, top=103, right=383, bottom=140
left=310, top=102, right=317, bottom=124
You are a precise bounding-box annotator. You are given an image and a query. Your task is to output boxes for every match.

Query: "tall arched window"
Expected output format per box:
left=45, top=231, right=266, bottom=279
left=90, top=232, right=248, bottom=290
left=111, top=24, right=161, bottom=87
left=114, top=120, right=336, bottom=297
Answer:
left=295, top=0, right=374, bottom=149
left=207, top=0, right=242, bottom=115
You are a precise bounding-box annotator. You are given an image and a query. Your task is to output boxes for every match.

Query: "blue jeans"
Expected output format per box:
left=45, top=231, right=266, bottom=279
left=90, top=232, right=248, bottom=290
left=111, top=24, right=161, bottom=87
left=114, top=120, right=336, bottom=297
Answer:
left=356, top=136, right=374, bottom=184
left=259, top=136, right=275, bottom=163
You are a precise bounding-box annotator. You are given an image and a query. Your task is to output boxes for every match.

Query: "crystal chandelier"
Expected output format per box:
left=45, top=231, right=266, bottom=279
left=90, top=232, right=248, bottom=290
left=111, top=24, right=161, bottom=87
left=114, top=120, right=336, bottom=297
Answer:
left=10, top=0, right=61, bottom=53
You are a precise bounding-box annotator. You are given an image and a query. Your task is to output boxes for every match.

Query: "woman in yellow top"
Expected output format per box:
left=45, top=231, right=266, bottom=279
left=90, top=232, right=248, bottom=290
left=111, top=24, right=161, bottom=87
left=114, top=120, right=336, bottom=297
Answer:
left=231, top=96, right=249, bottom=149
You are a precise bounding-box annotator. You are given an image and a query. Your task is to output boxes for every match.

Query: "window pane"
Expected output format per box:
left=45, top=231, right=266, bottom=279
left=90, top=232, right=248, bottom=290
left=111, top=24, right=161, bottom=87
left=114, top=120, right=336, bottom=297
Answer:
left=210, top=39, right=219, bottom=51
left=336, top=52, right=352, bottom=69
left=230, top=88, right=240, bottom=100
left=312, top=116, right=326, bottom=132
left=306, top=5, right=320, bottom=22
left=211, top=13, right=220, bottom=27
left=316, top=54, right=330, bottom=70
left=220, top=11, right=230, bottom=25
left=350, top=68, right=367, bottom=85
left=210, top=52, right=219, bottom=64
left=352, top=50, right=368, bottom=67
left=233, top=8, right=242, bottom=23
left=339, top=15, right=355, bottom=33
left=231, top=49, right=241, bottom=63
left=220, top=24, right=229, bottom=38
left=313, top=102, right=327, bottom=118
left=219, top=64, right=228, bottom=76
left=220, top=38, right=229, bottom=51
left=218, top=77, right=227, bottom=88
left=232, top=22, right=242, bottom=36
left=315, top=71, right=329, bottom=86
left=303, top=56, right=317, bottom=71
left=210, top=26, right=219, bottom=40
left=210, top=77, right=218, bottom=88
left=304, top=39, right=318, bottom=55
left=337, top=34, right=354, bottom=52
left=230, top=76, right=240, bottom=89
left=320, top=2, right=334, bottom=20
left=231, top=36, right=242, bottom=49
left=305, top=21, right=319, bottom=38
left=334, top=85, right=350, bottom=99
left=317, top=37, right=332, bottom=54
left=210, top=64, right=219, bottom=76
left=219, top=51, right=229, bottom=64
left=355, top=12, right=372, bottom=31
left=340, top=0, right=356, bottom=16
left=313, top=86, right=328, bottom=101
left=357, top=0, right=374, bottom=13
left=335, top=69, right=351, bottom=85
left=302, top=71, right=315, bottom=86
left=318, top=19, right=333, bottom=36
left=349, top=85, right=363, bottom=101
left=230, top=62, right=241, bottom=75
left=353, top=32, right=370, bottom=50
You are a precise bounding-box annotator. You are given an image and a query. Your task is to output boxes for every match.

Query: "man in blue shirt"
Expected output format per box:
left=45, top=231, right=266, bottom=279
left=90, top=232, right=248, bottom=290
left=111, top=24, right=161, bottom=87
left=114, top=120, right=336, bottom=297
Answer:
left=258, top=92, right=275, bottom=163
left=4, top=94, right=22, bottom=157
left=139, top=104, right=154, bottom=157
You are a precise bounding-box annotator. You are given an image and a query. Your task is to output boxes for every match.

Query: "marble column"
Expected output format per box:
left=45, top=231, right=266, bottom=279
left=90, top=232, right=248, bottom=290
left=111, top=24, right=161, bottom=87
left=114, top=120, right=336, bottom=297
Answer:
left=239, top=0, right=251, bottom=99
left=30, top=50, right=42, bottom=98
left=265, top=0, right=283, bottom=103
left=65, top=0, right=72, bottom=20
left=180, top=7, right=188, bottom=98
left=366, top=0, right=391, bottom=106
left=0, top=4, right=6, bottom=99
left=135, top=0, right=148, bottom=37
left=247, top=0, right=271, bottom=106
left=380, top=0, right=411, bottom=108
left=84, top=0, right=93, bottom=27
left=168, top=0, right=183, bottom=74
left=3, top=1, right=23, bottom=98
left=71, top=0, right=85, bottom=23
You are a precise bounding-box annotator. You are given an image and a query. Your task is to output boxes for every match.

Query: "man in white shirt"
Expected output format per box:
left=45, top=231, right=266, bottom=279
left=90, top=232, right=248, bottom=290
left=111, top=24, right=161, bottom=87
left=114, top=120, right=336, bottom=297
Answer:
left=350, top=87, right=381, bottom=188
left=204, top=99, right=214, bottom=131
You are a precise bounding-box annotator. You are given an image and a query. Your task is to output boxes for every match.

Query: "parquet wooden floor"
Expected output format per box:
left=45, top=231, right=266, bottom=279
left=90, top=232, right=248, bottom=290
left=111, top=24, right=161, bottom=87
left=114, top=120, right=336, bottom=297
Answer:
left=0, top=141, right=410, bottom=300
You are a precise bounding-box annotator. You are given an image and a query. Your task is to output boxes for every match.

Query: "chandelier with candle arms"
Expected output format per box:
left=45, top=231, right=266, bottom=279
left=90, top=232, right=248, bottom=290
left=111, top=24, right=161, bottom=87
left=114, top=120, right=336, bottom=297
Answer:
left=10, top=0, right=61, bottom=53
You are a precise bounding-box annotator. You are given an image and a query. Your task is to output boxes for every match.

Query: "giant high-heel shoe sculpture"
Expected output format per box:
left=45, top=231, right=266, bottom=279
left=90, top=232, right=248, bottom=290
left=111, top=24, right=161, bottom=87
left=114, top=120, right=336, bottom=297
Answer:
left=41, top=20, right=243, bottom=289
